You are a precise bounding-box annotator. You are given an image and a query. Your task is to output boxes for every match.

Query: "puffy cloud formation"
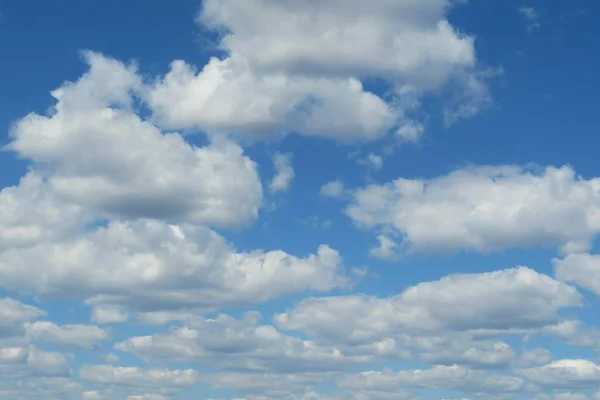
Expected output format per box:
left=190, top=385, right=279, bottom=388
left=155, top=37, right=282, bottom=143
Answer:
left=8, top=52, right=263, bottom=230
left=115, top=312, right=370, bottom=373
left=554, top=253, right=600, bottom=297
left=0, top=220, right=346, bottom=313
left=144, top=0, right=490, bottom=141
left=0, top=345, right=70, bottom=378
left=25, top=321, right=109, bottom=349
left=345, top=165, right=600, bottom=254
left=146, top=57, right=396, bottom=142
left=0, top=173, right=91, bottom=251
left=0, top=1, right=595, bottom=399
left=275, top=267, right=581, bottom=342
left=269, top=152, right=295, bottom=193
left=368, top=235, right=400, bottom=261
left=518, top=360, right=600, bottom=389
left=0, top=298, right=45, bottom=338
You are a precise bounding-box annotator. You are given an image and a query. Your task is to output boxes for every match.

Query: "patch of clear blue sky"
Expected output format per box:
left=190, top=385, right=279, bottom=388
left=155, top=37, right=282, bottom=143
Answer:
left=1, top=0, right=599, bottom=398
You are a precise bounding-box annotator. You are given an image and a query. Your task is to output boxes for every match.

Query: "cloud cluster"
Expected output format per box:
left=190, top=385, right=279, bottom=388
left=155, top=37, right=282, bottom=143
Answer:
left=145, top=0, right=490, bottom=142
left=344, top=165, right=600, bottom=254
left=0, top=1, right=596, bottom=399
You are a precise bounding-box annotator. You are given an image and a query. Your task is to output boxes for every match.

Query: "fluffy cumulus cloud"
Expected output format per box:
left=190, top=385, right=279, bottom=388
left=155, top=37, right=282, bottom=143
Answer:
left=0, top=298, right=45, bottom=338
left=368, top=235, right=400, bottom=261
left=8, top=52, right=263, bottom=230
left=0, top=220, right=346, bottom=313
left=518, top=359, right=600, bottom=389
left=25, top=321, right=109, bottom=349
left=0, top=173, right=91, bottom=251
left=275, top=267, right=581, bottom=342
left=0, top=346, right=71, bottom=378
left=554, top=253, right=600, bottom=297
left=345, top=165, right=600, bottom=254
left=143, top=0, right=491, bottom=142
left=145, top=57, right=395, bottom=142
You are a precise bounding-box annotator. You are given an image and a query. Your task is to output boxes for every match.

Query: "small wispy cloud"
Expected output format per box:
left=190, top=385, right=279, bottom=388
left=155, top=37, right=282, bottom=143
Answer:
left=519, top=6, right=541, bottom=32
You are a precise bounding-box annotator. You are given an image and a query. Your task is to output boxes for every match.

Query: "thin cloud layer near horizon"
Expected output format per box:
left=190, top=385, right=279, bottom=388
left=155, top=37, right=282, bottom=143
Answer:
left=0, top=0, right=599, bottom=399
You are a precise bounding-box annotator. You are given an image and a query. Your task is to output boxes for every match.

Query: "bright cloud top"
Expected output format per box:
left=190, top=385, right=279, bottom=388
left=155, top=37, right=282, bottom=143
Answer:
left=345, top=165, right=600, bottom=254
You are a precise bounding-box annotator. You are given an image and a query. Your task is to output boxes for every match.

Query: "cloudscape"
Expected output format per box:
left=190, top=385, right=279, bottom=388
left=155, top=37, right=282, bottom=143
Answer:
left=0, top=1, right=599, bottom=399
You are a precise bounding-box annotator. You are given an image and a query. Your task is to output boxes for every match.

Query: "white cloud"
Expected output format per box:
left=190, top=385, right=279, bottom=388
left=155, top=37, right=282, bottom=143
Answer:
left=542, top=320, right=600, bottom=350
left=413, top=336, right=516, bottom=369
left=8, top=52, right=263, bottom=230
left=91, top=304, right=130, bottom=325
left=200, top=0, right=476, bottom=90
left=0, top=220, right=347, bottom=313
left=203, top=372, right=332, bottom=399
left=320, top=181, right=346, bottom=199
left=357, top=153, right=384, bottom=171
left=127, top=395, right=172, bottom=400
left=396, top=122, right=425, bottom=143
left=345, top=165, right=600, bottom=254
left=26, top=346, right=71, bottom=377
left=269, top=152, right=295, bottom=193
left=519, top=7, right=541, bottom=31
left=275, top=267, right=581, bottom=343
left=82, top=391, right=104, bottom=400
left=25, top=321, right=109, bottom=349
left=0, top=345, right=71, bottom=379
left=518, top=348, right=552, bottom=368
left=0, top=377, right=82, bottom=400
left=554, top=394, right=590, bottom=400
left=368, top=235, right=400, bottom=261
left=0, top=298, right=45, bottom=338
left=554, top=253, right=600, bottom=297
left=143, top=0, right=491, bottom=143
left=0, top=347, right=28, bottom=364
left=145, top=57, right=395, bottom=143
left=0, top=173, right=91, bottom=251
left=103, top=353, right=120, bottom=363
left=116, top=312, right=370, bottom=373
left=338, top=365, right=523, bottom=395
left=79, top=365, right=199, bottom=388
left=518, top=359, right=600, bottom=389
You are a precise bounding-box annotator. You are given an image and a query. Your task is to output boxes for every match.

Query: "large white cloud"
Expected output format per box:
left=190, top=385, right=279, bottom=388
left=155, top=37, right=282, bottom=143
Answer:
left=25, top=321, right=109, bottom=349
left=0, top=298, right=45, bottom=338
left=338, top=365, right=523, bottom=395
left=145, top=57, right=395, bottom=142
left=519, top=359, right=600, bottom=389
left=0, top=346, right=70, bottom=378
left=0, top=220, right=347, bottom=313
left=554, top=253, right=600, bottom=297
left=7, top=52, right=263, bottom=229
left=143, top=0, right=490, bottom=142
left=115, top=312, right=370, bottom=373
left=200, top=0, right=475, bottom=84
left=345, top=165, right=600, bottom=254
left=79, top=365, right=198, bottom=388
left=275, top=267, right=581, bottom=343
left=0, top=173, right=91, bottom=251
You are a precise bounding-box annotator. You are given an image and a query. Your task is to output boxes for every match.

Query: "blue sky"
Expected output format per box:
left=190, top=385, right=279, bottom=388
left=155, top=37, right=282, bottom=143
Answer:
left=1, top=1, right=600, bottom=399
